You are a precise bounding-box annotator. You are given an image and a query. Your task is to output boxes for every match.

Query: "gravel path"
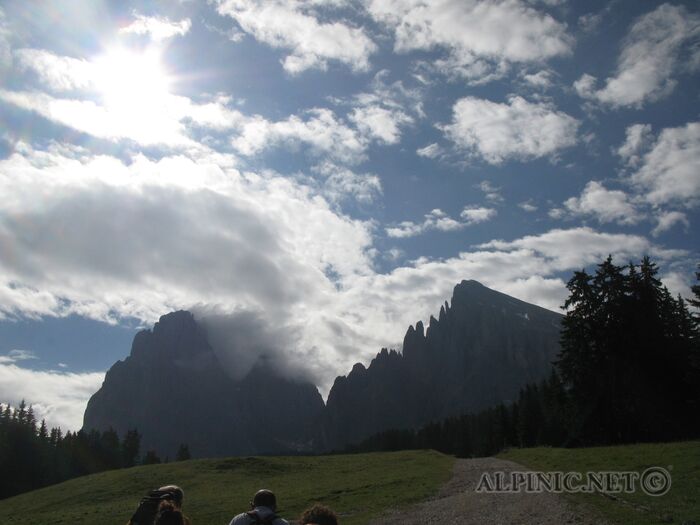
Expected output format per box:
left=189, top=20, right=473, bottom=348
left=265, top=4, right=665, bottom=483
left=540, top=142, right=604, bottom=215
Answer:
left=368, top=457, right=609, bottom=525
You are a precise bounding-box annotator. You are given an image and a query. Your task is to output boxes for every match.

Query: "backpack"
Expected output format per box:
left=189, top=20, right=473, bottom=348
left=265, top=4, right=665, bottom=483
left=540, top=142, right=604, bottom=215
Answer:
left=130, top=489, right=178, bottom=525
left=246, top=510, right=279, bottom=524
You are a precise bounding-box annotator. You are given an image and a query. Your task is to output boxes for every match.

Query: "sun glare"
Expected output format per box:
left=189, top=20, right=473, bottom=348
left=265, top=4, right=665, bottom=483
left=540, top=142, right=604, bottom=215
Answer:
left=93, top=47, right=171, bottom=110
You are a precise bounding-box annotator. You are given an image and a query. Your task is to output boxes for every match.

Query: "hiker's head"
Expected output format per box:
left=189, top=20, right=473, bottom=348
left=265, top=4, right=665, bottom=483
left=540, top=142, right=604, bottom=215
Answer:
left=251, top=489, right=277, bottom=511
left=155, top=500, right=187, bottom=525
left=158, top=485, right=184, bottom=508
left=299, top=504, right=338, bottom=525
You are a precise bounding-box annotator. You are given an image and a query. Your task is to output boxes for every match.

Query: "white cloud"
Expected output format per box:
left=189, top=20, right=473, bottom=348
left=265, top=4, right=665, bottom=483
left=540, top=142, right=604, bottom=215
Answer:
left=522, top=69, right=554, bottom=89
left=477, top=180, right=504, bottom=203
left=311, top=162, right=382, bottom=204
left=384, top=248, right=404, bottom=261
left=349, top=105, right=412, bottom=145
left=1, top=47, right=247, bottom=147
left=416, top=143, right=443, bottom=159
left=337, top=70, right=423, bottom=147
left=617, top=123, right=653, bottom=167
left=0, top=145, right=374, bottom=323
left=119, top=13, right=192, bottom=42
left=367, top=0, right=572, bottom=84
left=563, top=181, right=643, bottom=225
left=0, top=349, right=37, bottom=364
left=14, top=48, right=95, bottom=92
left=460, top=206, right=497, bottom=224
left=478, top=226, right=685, bottom=272
left=216, top=0, right=376, bottom=74
left=7, top=46, right=412, bottom=166
left=386, top=208, right=462, bottom=238
left=652, top=211, right=689, bottom=237
left=0, top=364, right=105, bottom=431
left=660, top=270, right=693, bottom=300
left=519, top=200, right=538, bottom=212
left=443, top=95, right=579, bottom=164
left=232, top=108, right=366, bottom=164
left=0, top=143, right=689, bottom=399
left=0, top=7, right=11, bottom=71
left=548, top=207, right=565, bottom=219
left=630, top=122, right=700, bottom=206
left=386, top=206, right=495, bottom=238
left=574, top=4, right=700, bottom=108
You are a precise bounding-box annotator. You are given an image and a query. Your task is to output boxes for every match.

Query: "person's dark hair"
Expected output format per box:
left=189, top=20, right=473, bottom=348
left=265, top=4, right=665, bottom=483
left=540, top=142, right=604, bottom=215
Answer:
left=251, top=489, right=277, bottom=510
left=158, top=485, right=184, bottom=508
left=299, top=504, right=338, bottom=525
left=155, top=500, right=190, bottom=525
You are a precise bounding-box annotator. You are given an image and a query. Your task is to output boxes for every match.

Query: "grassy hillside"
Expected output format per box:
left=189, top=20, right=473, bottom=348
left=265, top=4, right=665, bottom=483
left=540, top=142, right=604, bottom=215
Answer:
left=0, top=450, right=453, bottom=524
left=500, top=441, right=700, bottom=525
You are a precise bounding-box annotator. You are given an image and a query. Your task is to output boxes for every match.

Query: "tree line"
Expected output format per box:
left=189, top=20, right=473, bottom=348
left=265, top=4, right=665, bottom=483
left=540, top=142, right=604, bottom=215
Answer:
left=349, top=256, right=700, bottom=457
left=0, top=400, right=191, bottom=500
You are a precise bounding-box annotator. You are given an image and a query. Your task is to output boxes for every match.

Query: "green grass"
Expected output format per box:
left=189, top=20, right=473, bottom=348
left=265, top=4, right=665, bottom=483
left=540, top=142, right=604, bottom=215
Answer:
left=500, top=441, right=700, bottom=525
left=0, top=450, right=454, bottom=525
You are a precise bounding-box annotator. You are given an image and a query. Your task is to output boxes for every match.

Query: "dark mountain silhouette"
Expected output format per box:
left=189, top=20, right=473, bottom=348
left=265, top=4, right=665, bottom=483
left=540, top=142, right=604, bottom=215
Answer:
left=320, top=280, right=563, bottom=449
left=83, top=281, right=562, bottom=457
left=83, top=311, right=324, bottom=458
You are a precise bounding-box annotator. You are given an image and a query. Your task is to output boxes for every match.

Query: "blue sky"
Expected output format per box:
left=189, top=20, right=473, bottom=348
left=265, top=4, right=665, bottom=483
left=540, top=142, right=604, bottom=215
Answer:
left=0, top=0, right=698, bottom=430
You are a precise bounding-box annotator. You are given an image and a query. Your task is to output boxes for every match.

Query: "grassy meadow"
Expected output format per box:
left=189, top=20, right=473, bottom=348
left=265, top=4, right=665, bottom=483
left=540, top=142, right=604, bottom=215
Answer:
left=0, top=450, right=453, bottom=525
left=500, top=440, right=700, bottom=525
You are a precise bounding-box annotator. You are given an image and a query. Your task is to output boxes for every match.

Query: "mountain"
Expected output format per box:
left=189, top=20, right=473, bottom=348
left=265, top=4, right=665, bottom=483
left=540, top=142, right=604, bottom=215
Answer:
left=83, top=281, right=563, bottom=457
left=320, top=280, right=563, bottom=449
left=83, top=311, right=324, bottom=458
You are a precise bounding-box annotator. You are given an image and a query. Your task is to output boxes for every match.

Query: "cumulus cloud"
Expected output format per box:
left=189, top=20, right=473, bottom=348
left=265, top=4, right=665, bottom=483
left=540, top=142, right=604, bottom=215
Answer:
left=519, top=200, right=538, bottom=212
left=574, top=4, right=700, bottom=108
left=0, top=8, right=11, bottom=71
left=119, top=13, right=192, bottom=41
left=617, top=123, right=653, bottom=167
left=14, top=49, right=95, bottom=92
left=442, top=95, right=579, bottom=164
left=6, top=46, right=411, bottom=166
left=337, top=70, right=423, bottom=147
left=461, top=206, right=498, bottom=224
left=0, top=145, right=373, bottom=323
left=562, top=181, right=643, bottom=225
left=660, top=270, right=694, bottom=300
left=311, top=162, right=382, bottom=204
left=216, top=0, right=376, bottom=74
left=0, top=141, right=689, bottom=401
left=367, top=0, right=572, bottom=84
left=0, top=349, right=37, bottom=364
left=349, top=105, right=412, bottom=145
left=0, top=364, right=105, bottom=431
left=416, top=143, right=443, bottom=159
left=386, top=206, right=496, bottom=238
left=5, top=46, right=379, bottom=161
left=629, top=122, right=700, bottom=206
left=1, top=47, right=247, bottom=147
left=652, top=211, right=689, bottom=237
left=232, top=108, right=366, bottom=164
left=477, top=180, right=505, bottom=203
left=522, top=69, right=554, bottom=89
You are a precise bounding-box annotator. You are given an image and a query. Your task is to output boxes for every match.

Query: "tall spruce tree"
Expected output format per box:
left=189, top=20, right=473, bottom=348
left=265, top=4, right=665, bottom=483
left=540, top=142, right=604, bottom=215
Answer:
left=557, top=256, right=698, bottom=444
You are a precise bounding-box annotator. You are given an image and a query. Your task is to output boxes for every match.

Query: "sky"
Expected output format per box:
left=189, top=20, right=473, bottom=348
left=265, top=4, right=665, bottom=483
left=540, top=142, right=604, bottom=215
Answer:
left=0, top=0, right=698, bottom=432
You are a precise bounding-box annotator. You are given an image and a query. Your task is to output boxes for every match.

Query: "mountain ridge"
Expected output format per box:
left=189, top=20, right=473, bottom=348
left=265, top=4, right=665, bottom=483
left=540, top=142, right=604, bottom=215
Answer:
left=83, top=280, right=563, bottom=455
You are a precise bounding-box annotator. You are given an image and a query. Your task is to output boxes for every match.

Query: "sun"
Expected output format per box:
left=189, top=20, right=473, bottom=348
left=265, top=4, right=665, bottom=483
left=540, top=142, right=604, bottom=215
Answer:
left=92, top=46, right=172, bottom=111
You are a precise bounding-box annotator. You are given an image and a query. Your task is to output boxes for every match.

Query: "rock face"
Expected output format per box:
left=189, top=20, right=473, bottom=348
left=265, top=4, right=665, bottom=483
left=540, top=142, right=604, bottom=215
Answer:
left=321, top=280, right=563, bottom=449
left=83, top=311, right=324, bottom=458
left=84, top=281, right=563, bottom=457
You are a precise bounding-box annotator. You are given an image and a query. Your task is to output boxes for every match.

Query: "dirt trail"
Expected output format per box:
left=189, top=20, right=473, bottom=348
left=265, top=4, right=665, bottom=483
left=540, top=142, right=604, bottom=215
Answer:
left=368, top=457, right=609, bottom=524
